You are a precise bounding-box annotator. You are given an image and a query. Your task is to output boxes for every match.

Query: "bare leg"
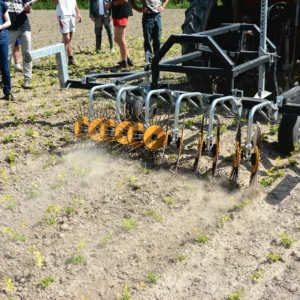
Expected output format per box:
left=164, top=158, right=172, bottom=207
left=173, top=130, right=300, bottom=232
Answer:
left=114, top=26, right=128, bottom=61
left=63, top=32, right=73, bottom=57
left=13, top=45, right=21, bottom=64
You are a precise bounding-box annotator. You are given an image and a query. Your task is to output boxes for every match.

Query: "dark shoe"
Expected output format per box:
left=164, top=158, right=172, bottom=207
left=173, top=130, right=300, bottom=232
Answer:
left=22, top=79, right=33, bottom=89
left=68, top=56, right=76, bottom=66
left=127, top=57, right=134, bottom=66
left=111, top=60, right=129, bottom=72
left=3, top=93, right=15, bottom=101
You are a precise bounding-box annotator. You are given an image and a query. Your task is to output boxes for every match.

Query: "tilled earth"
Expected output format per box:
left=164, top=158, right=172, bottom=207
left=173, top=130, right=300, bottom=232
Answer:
left=0, top=9, right=300, bottom=300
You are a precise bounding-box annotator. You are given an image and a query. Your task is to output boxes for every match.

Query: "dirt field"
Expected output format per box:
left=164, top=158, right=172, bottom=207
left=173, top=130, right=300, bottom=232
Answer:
left=1, top=9, right=300, bottom=300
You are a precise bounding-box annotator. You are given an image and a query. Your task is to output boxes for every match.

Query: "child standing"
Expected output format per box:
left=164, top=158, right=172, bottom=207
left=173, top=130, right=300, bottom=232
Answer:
left=51, top=0, right=83, bottom=65
left=90, top=0, right=115, bottom=53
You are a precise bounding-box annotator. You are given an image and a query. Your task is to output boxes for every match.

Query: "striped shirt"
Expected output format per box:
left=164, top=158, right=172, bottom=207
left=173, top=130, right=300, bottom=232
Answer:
left=4, top=0, right=31, bottom=31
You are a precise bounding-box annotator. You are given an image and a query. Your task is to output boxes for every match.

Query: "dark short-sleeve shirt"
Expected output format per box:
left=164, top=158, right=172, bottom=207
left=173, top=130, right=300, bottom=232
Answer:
left=0, top=1, right=8, bottom=42
left=4, top=0, right=31, bottom=31
left=112, top=1, right=133, bottom=19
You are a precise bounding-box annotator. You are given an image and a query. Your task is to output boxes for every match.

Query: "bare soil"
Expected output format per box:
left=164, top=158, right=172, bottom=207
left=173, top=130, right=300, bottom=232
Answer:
left=0, top=9, right=300, bottom=300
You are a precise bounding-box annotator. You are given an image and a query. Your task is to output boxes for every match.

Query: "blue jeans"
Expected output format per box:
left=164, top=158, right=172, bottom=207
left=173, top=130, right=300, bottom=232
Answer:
left=142, top=13, right=162, bottom=59
left=0, top=42, right=11, bottom=96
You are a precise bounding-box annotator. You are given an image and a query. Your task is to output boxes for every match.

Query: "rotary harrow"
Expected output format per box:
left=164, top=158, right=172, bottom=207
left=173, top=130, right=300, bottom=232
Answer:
left=26, top=0, right=300, bottom=187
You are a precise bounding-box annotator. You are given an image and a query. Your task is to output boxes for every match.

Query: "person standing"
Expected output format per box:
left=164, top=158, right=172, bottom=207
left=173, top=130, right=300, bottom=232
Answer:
left=132, top=0, right=168, bottom=61
left=51, top=0, right=83, bottom=66
left=0, top=0, right=13, bottom=100
left=90, top=0, right=115, bottom=53
left=4, top=0, right=33, bottom=89
left=105, top=0, right=134, bottom=70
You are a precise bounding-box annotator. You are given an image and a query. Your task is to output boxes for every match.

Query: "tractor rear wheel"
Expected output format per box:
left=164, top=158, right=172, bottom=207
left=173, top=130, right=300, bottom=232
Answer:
left=278, top=114, right=300, bottom=155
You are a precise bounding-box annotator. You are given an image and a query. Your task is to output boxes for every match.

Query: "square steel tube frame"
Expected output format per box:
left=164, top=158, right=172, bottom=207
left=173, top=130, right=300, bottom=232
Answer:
left=151, top=23, right=277, bottom=94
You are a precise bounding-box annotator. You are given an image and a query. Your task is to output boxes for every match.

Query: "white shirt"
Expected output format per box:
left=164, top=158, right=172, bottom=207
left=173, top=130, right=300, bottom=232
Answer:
left=56, top=0, right=76, bottom=17
left=98, top=0, right=104, bottom=15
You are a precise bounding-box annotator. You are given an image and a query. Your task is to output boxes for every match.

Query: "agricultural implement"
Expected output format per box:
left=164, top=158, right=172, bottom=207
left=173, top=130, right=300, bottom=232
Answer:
left=26, top=0, right=300, bottom=186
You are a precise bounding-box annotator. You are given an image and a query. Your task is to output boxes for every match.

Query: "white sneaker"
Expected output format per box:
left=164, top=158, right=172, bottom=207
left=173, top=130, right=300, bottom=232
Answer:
left=14, top=64, right=23, bottom=73
left=110, top=48, right=116, bottom=53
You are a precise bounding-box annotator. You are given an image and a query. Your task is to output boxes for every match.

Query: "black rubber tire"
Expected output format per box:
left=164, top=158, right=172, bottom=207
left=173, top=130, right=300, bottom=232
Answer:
left=181, top=0, right=217, bottom=92
left=278, top=114, right=300, bottom=155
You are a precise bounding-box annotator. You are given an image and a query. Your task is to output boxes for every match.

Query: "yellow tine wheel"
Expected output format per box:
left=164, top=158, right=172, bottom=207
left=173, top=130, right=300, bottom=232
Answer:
left=88, top=118, right=104, bottom=141
left=99, top=119, right=116, bottom=142
left=143, top=125, right=166, bottom=150
left=114, top=121, right=133, bottom=145
left=74, top=117, right=90, bottom=140
left=127, top=123, right=145, bottom=148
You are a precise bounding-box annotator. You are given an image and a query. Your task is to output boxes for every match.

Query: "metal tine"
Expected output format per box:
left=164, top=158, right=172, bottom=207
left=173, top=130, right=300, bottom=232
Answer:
left=175, top=114, right=186, bottom=172
left=161, top=115, right=170, bottom=163
left=212, top=116, right=220, bottom=177
left=229, top=122, right=242, bottom=182
left=249, top=125, right=262, bottom=186
left=193, top=115, right=205, bottom=173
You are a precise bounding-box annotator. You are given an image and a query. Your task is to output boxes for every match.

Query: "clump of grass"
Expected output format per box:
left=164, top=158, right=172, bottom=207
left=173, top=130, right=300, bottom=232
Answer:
left=228, top=288, right=245, bottom=300
left=122, top=219, right=137, bottom=231
left=147, top=272, right=158, bottom=284
left=280, top=232, right=297, bottom=248
left=144, top=209, right=163, bottom=222
left=39, top=277, right=55, bottom=289
left=252, top=269, right=265, bottom=283
left=195, top=232, right=209, bottom=244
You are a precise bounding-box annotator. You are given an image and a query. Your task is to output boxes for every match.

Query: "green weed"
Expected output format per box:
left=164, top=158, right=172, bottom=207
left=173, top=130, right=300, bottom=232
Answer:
left=162, top=196, right=176, bottom=205
left=3, top=135, right=14, bottom=143
left=139, top=167, right=152, bottom=174
left=252, top=269, right=265, bottom=283
left=184, top=184, right=197, bottom=191
left=39, top=277, right=55, bottom=289
left=232, top=200, right=252, bottom=210
left=99, top=232, right=114, bottom=245
left=122, top=219, right=137, bottom=231
left=195, top=232, right=209, bottom=244
left=70, top=239, right=88, bottom=265
left=219, top=213, right=231, bottom=226
left=44, top=205, right=60, bottom=225
left=228, top=288, right=245, bottom=300
left=147, top=272, right=158, bottom=284
left=28, top=182, right=39, bottom=198
left=144, top=209, right=163, bottom=222
left=267, top=252, right=281, bottom=262
left=173, top=254, right=187, bottom=262
left=6, top=150, right=16, bottom=166
left=65, top=207, right=75, bottom=215
left=280, top=232, right=297, bottom=248
left=117, top=284, right=131, bottom=300
left=28, top=245, right=44, bottom=268
left=2, top=227, right=26, bottom=242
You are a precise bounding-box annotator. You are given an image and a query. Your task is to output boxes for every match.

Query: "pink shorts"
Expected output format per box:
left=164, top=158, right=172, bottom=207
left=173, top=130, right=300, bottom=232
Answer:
left=113, top=17, right=128, bottom=27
